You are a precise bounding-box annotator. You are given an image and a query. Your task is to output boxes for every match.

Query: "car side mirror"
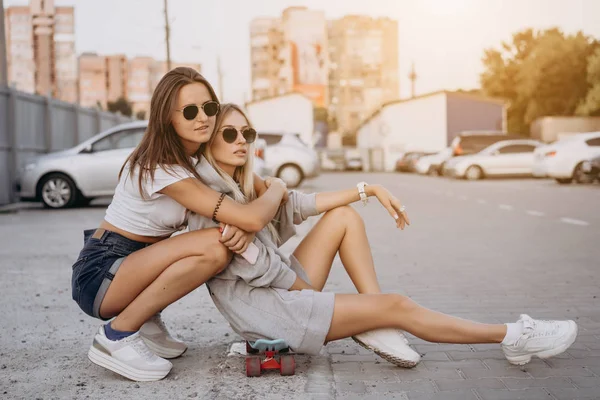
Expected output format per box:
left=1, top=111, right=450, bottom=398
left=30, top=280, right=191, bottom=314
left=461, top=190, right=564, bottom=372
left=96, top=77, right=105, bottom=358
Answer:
left=492, top=150, right=500, bottom=156
left=81, top=144, right=93, bottom=154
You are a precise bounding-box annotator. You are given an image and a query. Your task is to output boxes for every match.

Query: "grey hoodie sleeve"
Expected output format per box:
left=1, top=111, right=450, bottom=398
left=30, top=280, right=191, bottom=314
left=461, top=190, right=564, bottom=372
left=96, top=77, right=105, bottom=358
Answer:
left=216, top=239, right=298, bottom=289
left=273, top=191, right=320, bottom=245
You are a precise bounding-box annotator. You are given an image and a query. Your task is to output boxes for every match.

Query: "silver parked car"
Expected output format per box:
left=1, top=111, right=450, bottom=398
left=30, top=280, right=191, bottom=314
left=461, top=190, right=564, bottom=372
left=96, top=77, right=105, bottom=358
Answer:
left=259, top=132, right=320, bottom=188
left=444, top=139, right=542, bottom=180
left=17, top=121, right=268, bottom=209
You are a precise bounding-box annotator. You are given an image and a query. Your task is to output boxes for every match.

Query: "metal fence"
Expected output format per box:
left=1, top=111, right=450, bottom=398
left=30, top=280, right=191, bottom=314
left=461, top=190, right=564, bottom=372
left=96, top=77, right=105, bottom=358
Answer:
left=0, top=86, right=134, bottom=206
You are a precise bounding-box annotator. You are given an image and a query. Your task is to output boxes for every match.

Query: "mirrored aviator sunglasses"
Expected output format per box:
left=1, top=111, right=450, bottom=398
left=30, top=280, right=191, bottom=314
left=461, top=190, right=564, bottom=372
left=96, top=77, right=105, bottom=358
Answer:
left=181, top=101, right=220, bottom=120
left=222, top=127, right=257, bottom=144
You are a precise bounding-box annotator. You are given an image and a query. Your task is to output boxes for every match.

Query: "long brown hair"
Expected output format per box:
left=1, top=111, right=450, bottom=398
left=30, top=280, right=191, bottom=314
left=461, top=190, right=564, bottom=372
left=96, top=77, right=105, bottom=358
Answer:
left=119, top=67, right=219, bottom=194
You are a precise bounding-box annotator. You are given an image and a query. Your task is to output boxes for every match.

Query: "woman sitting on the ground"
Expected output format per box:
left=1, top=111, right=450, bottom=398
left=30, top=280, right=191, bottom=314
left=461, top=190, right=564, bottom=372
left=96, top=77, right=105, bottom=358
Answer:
left=188, top=103, right=578, bottom=368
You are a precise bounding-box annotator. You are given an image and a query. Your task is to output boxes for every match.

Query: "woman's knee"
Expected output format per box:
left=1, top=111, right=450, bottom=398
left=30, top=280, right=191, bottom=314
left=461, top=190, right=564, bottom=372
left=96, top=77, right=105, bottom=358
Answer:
left=325, top=205, right=363, bottom=226
left=385, top=293, right=417, bottom=313
left=192, top=228, right=232, bottom=273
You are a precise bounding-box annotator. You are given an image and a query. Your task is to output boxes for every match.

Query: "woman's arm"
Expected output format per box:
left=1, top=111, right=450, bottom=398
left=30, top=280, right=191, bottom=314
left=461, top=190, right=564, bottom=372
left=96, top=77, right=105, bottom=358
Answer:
left=315, top=184, right=410, bottom=229
left=162, top=177, right=287, bottom=232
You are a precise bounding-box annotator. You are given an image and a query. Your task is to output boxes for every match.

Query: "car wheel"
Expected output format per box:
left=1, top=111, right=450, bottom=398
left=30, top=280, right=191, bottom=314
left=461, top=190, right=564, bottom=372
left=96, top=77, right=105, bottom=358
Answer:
left=39, top=173, right=78, bottom=209
left=465, top=165, right=483, bottom=180
left=277, top=164, right=303, bottom=188
left=573, top=162, right=594, bottom=184
left=555, top=178, right=572, bottom=184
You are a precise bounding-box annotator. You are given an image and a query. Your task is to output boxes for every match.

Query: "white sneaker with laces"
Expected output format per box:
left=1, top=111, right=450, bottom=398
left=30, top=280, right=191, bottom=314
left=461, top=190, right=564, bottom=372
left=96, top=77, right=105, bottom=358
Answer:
left=502, top=314, right=578, bottom=365
left=87, top=326, right=172, bottom=381
left=140, top=314, right=188, bottom=359
left=353, top=328, right=421, bottom=368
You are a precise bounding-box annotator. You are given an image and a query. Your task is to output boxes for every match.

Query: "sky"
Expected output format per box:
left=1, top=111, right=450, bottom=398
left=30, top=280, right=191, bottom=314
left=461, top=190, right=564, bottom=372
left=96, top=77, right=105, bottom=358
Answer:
left=6, top=0, right=600, bottom=105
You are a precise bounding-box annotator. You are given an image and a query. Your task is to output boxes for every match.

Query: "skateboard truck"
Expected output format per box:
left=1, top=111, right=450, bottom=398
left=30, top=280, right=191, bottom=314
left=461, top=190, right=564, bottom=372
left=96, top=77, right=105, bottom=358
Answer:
left=245, top=339, right=295, bottom=377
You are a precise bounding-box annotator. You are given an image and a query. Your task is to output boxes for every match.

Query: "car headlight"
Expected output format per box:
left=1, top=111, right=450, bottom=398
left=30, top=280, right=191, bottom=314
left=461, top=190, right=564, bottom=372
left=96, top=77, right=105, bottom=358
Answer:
left=24, top=163, right=37, bottom=171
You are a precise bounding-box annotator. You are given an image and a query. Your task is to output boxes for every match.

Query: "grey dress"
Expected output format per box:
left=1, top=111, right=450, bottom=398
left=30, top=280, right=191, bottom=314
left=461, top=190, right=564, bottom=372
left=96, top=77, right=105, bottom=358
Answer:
left=188, top=157, right=335, bottom=354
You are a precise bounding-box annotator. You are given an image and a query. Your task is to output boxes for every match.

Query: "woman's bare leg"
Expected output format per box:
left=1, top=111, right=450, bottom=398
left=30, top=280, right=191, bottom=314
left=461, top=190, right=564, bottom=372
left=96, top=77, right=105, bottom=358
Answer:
left=293, top=206, right=380, bottom=293
left=326, top=293, right=506, bottom=344
left=100, top=228, right=231, bottom=331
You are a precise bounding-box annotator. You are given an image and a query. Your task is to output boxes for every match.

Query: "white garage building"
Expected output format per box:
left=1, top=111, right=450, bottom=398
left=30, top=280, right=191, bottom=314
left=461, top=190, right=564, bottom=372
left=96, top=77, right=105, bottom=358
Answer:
left=356, top=91, right=506, bottom=171
left=245, top=92, right=315, bottom=147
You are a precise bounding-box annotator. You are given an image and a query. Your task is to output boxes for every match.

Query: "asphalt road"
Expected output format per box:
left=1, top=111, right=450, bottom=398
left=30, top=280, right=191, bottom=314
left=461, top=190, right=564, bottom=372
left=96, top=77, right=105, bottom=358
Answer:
left=1, top=173, right=598, bottom=400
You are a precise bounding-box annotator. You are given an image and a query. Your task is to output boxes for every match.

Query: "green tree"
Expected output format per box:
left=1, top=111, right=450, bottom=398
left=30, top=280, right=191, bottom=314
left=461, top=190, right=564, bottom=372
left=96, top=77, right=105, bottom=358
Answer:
left=576, top=47, right=600, bottom=116
left=480, top=28, right=598, bottom=135
left=107, top=97, right=133, bottom=117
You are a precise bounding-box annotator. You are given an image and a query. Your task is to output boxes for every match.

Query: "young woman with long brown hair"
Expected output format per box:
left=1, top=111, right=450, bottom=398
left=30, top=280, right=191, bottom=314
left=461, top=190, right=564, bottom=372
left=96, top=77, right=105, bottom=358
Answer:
left=71, top=68, right=288, bottom=382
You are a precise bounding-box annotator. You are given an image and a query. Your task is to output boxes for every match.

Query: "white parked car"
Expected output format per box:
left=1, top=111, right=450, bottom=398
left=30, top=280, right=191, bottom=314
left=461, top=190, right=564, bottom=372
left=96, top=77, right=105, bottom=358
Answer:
left=253, top=138, right=271, bottom=178
left=259, top=132, right=320, bottom=188
left=444, top=139, right=542, bottom=180
left=17, top=121, right=269, bottom=209
left=533, top=132, right=600, bottom=184
left=415, top=148, right=453, bottom=176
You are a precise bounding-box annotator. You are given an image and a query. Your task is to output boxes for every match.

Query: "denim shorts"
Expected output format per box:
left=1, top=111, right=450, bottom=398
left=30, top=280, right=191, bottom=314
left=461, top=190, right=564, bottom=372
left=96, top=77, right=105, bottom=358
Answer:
left=71, top=228, right=151, bottom=320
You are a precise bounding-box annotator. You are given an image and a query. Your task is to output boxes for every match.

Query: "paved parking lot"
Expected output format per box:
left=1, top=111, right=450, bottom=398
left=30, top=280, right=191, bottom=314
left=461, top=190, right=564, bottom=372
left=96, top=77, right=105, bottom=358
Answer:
left=1, top=173, right=599, bottom=399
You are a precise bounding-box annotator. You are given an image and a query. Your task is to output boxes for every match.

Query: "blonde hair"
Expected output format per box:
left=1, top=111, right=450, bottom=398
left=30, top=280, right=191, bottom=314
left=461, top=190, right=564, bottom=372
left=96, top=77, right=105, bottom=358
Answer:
left=203, top=104, right=280, bottom=243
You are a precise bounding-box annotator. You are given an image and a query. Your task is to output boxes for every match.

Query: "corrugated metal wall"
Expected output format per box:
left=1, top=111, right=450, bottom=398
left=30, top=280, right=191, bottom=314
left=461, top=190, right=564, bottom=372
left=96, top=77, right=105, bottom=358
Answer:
left=0, top=87, right=133, bottom=206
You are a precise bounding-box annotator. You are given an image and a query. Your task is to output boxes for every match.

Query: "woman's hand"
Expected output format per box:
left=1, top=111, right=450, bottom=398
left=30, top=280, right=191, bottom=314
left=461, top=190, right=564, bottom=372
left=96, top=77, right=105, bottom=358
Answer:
left=264, top=177, right=289, bottom=205
left=219, top=224, right=255, bottom=254
left=369, top=184, right=411, bottom=230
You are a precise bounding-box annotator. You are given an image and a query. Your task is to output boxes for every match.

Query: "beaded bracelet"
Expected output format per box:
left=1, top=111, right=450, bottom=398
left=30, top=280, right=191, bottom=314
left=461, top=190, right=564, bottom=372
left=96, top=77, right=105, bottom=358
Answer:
left=212, top=193, right=226, bottom=223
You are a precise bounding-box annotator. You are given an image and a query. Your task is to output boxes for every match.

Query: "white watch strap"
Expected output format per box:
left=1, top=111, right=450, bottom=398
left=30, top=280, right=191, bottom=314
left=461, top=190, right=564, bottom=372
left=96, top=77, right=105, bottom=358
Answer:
left=357, top=181, right=368, bottom=206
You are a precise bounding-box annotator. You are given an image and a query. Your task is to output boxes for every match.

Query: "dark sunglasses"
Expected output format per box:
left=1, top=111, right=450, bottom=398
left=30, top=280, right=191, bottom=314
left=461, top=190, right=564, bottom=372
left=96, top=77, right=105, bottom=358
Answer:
left=221, top=127, right=257, bottom=144
left=177, top=101, right=219, bottom=120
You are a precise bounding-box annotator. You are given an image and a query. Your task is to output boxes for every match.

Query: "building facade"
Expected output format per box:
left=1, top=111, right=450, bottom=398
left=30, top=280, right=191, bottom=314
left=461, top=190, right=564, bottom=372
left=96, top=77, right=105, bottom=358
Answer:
left=79, top=54, right=201, bottom=116
left=249, top=9, right=399, bottom=142
left=250, top=7, right=328, bottom=107
left=328, top=16, right=399, bottom=140
left=4, top=0, right=76, bottom=102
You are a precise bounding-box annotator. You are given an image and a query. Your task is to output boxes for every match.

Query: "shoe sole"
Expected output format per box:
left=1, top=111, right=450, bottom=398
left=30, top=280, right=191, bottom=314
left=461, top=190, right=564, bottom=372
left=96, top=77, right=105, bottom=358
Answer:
left=352, top=337, right=419, bottom=368
left=505, top=321, right=578, bottom=366
left=141, top=336, right=187, bottom=359
left=88, top=346, right=171, bottom=382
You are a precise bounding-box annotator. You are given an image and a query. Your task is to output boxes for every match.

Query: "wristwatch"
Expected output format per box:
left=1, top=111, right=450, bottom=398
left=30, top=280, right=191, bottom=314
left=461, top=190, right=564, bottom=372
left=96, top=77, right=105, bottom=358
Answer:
left=357, top=181, right=369, bottom=207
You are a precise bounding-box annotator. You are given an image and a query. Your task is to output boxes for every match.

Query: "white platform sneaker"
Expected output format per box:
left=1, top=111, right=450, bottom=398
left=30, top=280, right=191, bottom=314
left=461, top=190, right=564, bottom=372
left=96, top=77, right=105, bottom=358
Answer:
left=140, top=314, right=188, bottom=359
left=353, top=328, right=421, bottom=368
left=502, top=314, right=578, bottom=365
left=87, top=326, right=172, bottom=382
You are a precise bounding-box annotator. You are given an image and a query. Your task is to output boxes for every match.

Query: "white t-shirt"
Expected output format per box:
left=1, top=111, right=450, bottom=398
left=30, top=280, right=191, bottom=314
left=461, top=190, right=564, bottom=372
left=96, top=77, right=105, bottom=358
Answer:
left=104, top=161, right=196, bottom=237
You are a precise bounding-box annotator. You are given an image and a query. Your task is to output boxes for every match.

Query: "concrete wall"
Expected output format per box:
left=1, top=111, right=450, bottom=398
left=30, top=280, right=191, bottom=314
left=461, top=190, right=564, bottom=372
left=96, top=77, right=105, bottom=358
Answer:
left=530, top=116, right=600, bottom=143
left=0, top=86, right=133, bottom=206
left=446, top=93, right=505, bottom=145
left=246, top=93, right=314, bottom=147
left=357, top=93, right=447, bottom=171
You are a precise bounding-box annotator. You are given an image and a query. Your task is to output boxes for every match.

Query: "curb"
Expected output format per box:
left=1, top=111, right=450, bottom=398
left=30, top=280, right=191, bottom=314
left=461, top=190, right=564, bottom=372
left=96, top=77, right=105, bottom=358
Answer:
left=0, top=202, right=42, bottom=214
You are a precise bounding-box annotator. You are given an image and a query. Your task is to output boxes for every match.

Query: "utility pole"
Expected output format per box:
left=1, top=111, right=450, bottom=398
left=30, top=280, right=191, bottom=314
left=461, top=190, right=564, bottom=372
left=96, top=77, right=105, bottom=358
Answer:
left=0, top=0, right=8, bottom=87
left=164, top=0, right=171, bottom=70
left=408, top=62, right=417, bottom=99
left=217, top=54, right=223, bottom=100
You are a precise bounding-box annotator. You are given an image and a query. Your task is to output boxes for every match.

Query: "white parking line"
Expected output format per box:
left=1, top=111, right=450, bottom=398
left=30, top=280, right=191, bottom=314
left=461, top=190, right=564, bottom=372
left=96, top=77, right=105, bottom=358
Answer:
left=476, top=199, right=487, bottom=204
left=526, top=210, right=545, bottom=217
left=560, top=218, right=590, bottom=226
left=499, top=204, right=513, bottom=211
